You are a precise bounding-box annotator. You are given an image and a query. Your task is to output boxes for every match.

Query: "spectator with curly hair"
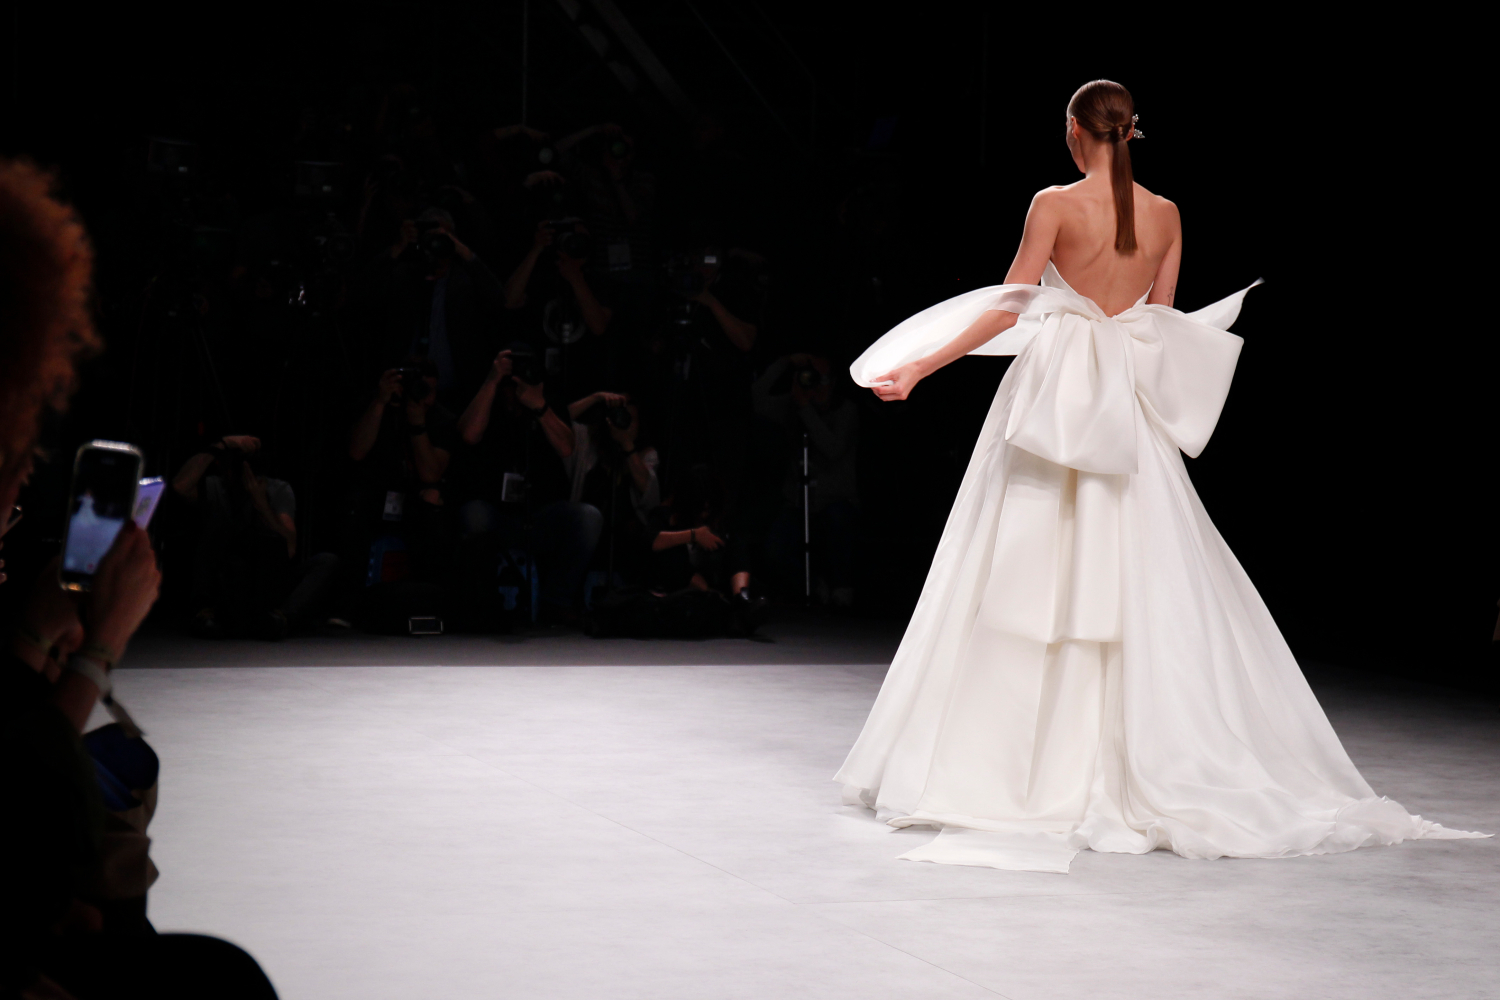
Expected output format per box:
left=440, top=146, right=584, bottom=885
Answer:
left=0, top=159, right=279, bottom=1000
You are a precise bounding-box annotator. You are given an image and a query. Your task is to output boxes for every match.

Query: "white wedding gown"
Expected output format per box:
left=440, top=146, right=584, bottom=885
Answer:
left=836, top=263, right=1485, bottom=873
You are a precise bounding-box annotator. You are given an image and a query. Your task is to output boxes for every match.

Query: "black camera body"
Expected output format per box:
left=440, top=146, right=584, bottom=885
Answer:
left=605, top=404, right=633, bottom=430
left=397, top=367, right=435, bottom=403
left=793, top=366, right=829, bottom=390
left=506, top=345, right=546, bottom=387
left=544, top=218, right=591, bottom=260
left=414, top=220, right=456, bottom=265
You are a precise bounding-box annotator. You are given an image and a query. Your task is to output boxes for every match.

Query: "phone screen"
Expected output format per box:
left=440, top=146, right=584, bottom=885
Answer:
left=60, top=443, right=143, bottom=590
left=133, top=477, right=166, bottom=529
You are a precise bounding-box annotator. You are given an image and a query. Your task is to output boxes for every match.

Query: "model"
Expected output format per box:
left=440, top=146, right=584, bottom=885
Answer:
left=836, top=80, right=1485, bottom=873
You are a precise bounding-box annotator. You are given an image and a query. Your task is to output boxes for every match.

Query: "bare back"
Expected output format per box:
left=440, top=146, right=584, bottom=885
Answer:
left=1005, top=178, right=1182, bottom=316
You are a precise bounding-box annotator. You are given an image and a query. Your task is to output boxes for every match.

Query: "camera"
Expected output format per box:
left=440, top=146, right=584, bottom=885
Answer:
left=397, top=367, right=434, bottom=403
left=605, top=404, right=633, bottom=430
left=544, top=218, right=592, bottom=260
left=506, top=344, right=546, bottom=386
left=415, top=220, right=456, bottom=263
left=793, top=366, right=829, bottom=389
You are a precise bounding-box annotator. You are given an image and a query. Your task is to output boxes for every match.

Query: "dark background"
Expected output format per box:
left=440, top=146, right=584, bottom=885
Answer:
left=2, top=3, right=1493, bottom=691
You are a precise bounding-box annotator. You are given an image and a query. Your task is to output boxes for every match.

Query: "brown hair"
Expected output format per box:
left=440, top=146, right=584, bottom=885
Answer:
left=1067, top=80, right=1138, bottom=252
left=0, top=159, right=100, bottom=497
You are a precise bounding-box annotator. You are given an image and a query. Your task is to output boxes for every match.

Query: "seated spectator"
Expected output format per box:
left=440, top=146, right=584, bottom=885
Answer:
left=647, top=463, right=760, bottom=604
left=453, top=346, right=602, bottom=621
left=172, top=435, right=339, bottom=638
left=341, top=361, right=456, bottom=605
left=752, top=353, right=861, bottom=606
left=566, top=391, right=660, bottom=585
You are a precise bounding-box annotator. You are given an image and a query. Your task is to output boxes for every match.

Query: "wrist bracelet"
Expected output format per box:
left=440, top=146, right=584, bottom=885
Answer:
left=81, top=640, right=120, bottom=669
left=66, top=654, right=111, bottom=697
left=66, top=654, right=145, bottom=737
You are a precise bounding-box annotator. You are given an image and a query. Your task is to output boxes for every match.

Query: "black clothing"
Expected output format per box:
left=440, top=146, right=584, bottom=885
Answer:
left=358, top=252, right=506, bottom=407
left=450, top=394, right=570, bottom=512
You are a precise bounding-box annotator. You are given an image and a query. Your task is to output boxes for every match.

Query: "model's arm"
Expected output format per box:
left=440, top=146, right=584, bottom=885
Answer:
left=1146, top=200, right=1183, bottom=308
left=872, top=189, right=1061, bottom=401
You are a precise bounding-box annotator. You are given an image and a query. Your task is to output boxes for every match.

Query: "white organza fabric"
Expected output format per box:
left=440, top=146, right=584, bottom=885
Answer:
left=838, top=264, right=1486, bottom=874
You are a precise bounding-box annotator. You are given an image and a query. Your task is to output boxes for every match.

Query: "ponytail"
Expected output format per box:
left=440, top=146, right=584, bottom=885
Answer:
left=1067, top=80, right=1140, bottom=253
left=1108, top=127, right=1136, bottom=252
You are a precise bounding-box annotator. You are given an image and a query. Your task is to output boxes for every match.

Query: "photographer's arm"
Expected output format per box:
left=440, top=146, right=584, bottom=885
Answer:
left=171, top=451, right=216, bottom=502
left=559, top=262, right=613, bottom=335
left=458, top=373, right=501, bottom=446
left=652, top=526, right=722, bottom=552
left=513, top=378, right=573, bottom=459
left=352, top=371, right=401, bottom=460
left=350, top=398, right=386, bottom=461
left=506, top=225, right=552, bottom=309
left=698, top=291, right=757, bottom=352
left=243, top=472, right=297, bottom=559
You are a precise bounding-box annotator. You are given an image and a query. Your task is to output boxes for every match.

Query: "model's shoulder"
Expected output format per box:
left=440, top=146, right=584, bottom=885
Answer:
left=1134, top=183, right=1179, bottom=216
left=1028, top=185, right=1076, bottom=215
left=1032, top=183, right=1077, bottom=203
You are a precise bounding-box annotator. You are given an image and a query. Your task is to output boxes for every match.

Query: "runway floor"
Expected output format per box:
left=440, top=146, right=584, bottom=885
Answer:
left=108, top=615, right=1498, bottom=1000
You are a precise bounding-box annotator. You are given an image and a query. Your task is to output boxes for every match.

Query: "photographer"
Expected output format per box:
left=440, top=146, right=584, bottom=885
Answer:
left=2, top=158, right=278, bottom=998
left=343, top=361, right=456, bottom=594
left=566, top=391, right=660, bottom=583
left=504, top=170, right=618, bottom=388
left=373, top=206, right=506, bottom=408
left=172, top=436, right=338, bottom=638
left=752, top=353, right=860, bottom=606
left=454, top=346, right=601, bottom=620
left=641, top=462, right=768, bottom=635
left=649, top=245, right=765, bottom=484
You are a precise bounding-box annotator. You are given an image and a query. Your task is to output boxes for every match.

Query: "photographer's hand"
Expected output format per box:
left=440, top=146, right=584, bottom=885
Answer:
left=391, top=219, right=417, bottom=259
left=512, top=377, right=546, bottom=413
left=222, top=435, right=261, bottom=454
left=351, top=371, right=401, bottom=461
left=692, top=525, right=725, bottom=552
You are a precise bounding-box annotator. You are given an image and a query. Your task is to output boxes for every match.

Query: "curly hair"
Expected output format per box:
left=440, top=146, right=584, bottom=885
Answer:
left=0, top=158, right=100, bottom=494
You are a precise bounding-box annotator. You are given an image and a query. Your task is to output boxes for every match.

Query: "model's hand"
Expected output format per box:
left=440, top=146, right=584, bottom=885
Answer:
left=871, top=361, right=926, bottom=402
left=84, top=522, right=161, bottom=657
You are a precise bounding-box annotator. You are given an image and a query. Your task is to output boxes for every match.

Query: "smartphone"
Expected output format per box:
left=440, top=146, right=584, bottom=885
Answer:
left=60, top=441, right=144, bottom=592
left=133, top=477, right=166, bottom=529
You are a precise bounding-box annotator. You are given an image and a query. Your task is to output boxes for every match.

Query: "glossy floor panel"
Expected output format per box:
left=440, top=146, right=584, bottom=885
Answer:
left=111, top=642, right=1498, bottom=1000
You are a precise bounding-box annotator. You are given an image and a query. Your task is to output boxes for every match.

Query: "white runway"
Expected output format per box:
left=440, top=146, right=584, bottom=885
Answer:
left=109, top=628, right=1498, bottom=999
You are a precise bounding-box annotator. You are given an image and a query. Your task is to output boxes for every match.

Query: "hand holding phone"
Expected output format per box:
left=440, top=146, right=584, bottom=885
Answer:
left=60, top=441, right=143, bottom=592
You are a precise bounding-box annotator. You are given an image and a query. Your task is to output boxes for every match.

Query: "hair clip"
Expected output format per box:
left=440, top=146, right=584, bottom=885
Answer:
left=1131, top=113, right=1144, bottom=139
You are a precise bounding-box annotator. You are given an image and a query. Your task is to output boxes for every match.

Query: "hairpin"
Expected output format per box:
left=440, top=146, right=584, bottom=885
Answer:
left=1130, top=113, right=1144, bottom=139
